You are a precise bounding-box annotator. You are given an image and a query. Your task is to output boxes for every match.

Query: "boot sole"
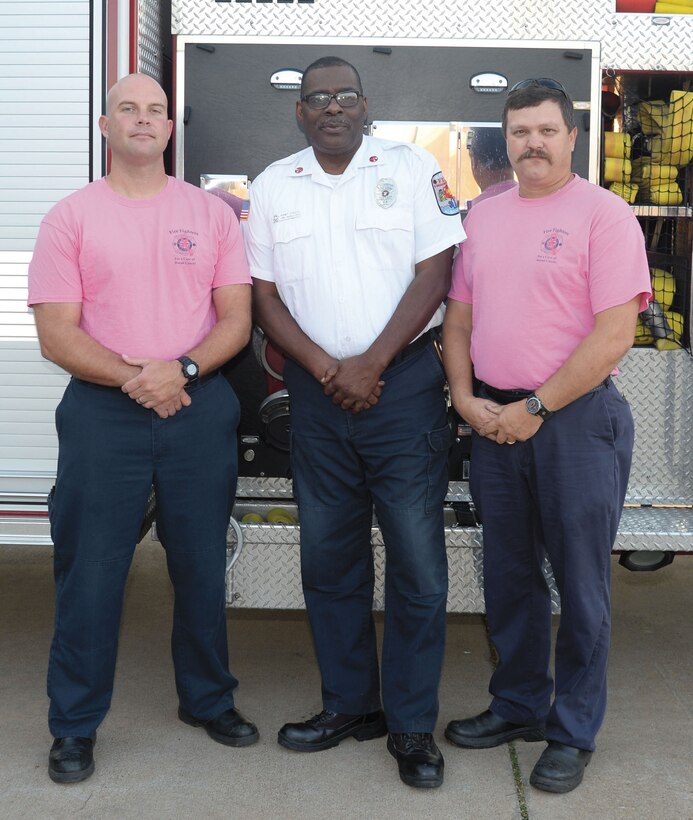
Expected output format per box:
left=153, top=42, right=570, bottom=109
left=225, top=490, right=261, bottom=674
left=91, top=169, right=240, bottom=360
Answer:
left=48, top=760, right=95, bottom=784
left=277, top=718, right=387, bottom=752
left=397, top=771, right=444, bottom=789
left=445, top=725, right=545, bottom=749
left=530, top=767, right=587, bottom=793
left=530, top=753, right=591, bottom=793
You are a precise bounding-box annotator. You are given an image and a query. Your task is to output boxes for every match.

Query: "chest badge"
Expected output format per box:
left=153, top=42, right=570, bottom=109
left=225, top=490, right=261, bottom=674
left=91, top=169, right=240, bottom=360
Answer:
left=375, top=177, right=397, bottom=209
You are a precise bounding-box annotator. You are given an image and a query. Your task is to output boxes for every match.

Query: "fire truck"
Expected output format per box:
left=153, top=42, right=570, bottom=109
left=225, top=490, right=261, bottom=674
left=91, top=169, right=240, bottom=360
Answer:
left=1, top=0, right=691, bottom=611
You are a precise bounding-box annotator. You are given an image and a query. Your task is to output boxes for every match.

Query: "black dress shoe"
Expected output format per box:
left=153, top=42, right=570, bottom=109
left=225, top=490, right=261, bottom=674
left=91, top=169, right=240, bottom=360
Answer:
left=278, top=709, right=387, bottom=752
left=445, top=709, right=545, bottom=749
left=48, top=736, right=95, bottom=784
left=178, top=705, right=259, bottom=747
left=387, top=732, right=444, bottom=789
left=530, top=741, right=592, bottom=793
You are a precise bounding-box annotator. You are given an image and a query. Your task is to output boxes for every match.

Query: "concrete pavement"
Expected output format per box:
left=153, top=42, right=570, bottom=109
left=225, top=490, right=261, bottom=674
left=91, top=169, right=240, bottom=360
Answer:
left=1, top=539, right=692, bottom=819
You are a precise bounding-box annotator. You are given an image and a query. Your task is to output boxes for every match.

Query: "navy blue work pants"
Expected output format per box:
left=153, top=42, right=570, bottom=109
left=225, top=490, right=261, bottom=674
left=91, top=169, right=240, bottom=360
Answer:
left=470, top=381, right=634, bottom=751
left=47, top=374, right=240, bottom=738
left=283, top=344, right=450, bottom=733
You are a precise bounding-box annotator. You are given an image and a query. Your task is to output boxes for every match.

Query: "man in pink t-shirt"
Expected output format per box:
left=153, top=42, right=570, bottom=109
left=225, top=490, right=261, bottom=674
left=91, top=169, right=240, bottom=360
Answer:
left=28, top=74, right=255, bottom=784
left=442, top=79, right=651, bottom=794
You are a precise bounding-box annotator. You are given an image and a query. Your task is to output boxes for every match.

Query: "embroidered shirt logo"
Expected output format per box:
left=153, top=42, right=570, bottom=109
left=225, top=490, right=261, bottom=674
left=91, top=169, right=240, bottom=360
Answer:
left=538, top=228, right=568, bottom=263
left=431, top=172, right=459, bottom=215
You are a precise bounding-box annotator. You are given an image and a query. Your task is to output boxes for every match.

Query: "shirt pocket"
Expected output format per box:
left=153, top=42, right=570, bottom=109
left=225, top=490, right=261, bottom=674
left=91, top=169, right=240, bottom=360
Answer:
left=354, top=208, right=415, bottom=289
left=271, top=217, right=314, bottom=283
left=355, top=207, right=413, bottom=235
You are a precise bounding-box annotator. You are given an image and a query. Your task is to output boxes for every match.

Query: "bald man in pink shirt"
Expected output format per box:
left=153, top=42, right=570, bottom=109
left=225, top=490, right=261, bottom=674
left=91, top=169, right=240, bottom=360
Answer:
left=29, top=74, right=255, bottom=784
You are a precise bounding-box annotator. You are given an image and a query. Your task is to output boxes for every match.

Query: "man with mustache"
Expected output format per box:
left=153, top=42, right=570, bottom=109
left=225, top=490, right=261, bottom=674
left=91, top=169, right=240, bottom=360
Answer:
left=246, top=56, right=465, bottom=788
left=28, top=73, right=255, bottom=783
left=442, top=78, right=651, bottom=793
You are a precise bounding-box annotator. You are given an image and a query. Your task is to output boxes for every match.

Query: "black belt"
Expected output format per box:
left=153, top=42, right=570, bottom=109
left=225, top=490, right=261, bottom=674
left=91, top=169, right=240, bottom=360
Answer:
left=387, top=327, right=439, bottom=369
left=480, top=377, right=611, bottom=406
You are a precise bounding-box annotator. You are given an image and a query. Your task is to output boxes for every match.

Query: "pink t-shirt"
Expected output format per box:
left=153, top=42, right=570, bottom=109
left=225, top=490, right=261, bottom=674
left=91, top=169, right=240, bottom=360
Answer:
left=448, top=175, right=652, bottom=389
left=28, top=176, right=251, bottom=360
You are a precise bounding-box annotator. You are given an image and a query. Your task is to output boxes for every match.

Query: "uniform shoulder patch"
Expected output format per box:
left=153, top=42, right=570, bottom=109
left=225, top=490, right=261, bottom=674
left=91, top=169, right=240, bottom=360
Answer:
left=431, top=172, right=460, bottom=215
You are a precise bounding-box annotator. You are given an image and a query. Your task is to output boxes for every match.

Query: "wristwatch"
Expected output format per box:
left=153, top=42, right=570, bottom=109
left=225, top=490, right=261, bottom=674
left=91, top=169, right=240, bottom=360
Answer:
left=177, top=356, right=200, bottom=384
left=526, top=393, right=554, bottom=420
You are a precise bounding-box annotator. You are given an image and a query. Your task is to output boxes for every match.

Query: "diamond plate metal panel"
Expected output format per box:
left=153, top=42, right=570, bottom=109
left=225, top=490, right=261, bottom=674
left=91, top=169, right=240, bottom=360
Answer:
left=138, top=0, right=166, bottom=79
left=238, top=476, right=472, bottom=503
left=172, top=0, right=693, bottom=71
left=185, top=502, right=693, bottom=613
left=227, top=525, right=304, bottom=607
left=225, top=519, right=573, bottom=613
left=618, top=349, right=693, bottom=504
left=446, top=531, right=486, bottom=613
left=371, top=545, right=386, bottom=611
left=236, top=476, right=294, bottom=498
left=446, top=482, right=472, bottom=503
left=226, top=521, right=490, bottom=612
left=602, top=13, right=693, bottom=72
left=616, top=506, right=693, bottom=552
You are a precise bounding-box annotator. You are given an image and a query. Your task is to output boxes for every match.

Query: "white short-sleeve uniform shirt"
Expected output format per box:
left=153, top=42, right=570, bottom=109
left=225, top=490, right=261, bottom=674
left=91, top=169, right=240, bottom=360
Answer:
left=246, top=135, right=466, bottom=360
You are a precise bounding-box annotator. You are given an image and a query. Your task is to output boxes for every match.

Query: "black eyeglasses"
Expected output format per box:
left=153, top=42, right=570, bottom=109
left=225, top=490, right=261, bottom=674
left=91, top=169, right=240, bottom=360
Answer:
left=301, top=91, right=362, bottom=110
left=509, top=78, right=569, bottom=98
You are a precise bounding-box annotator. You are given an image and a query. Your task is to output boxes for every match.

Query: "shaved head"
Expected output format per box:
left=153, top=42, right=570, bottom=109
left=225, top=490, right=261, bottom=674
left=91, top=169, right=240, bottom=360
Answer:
left=106, top=73, right=168, bottom=116
left=99, top=72, right=172, bottom=177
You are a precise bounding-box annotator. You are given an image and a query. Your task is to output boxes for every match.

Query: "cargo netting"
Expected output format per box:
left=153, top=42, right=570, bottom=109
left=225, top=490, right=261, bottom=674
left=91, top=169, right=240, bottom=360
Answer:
left=602, top=82, right=692, bottom=353
left=635, top=216, right=691, bottom=352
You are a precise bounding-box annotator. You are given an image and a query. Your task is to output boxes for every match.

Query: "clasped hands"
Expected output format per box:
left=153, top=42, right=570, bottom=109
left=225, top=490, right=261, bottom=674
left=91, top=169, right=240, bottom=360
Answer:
left=457, top=397, right=543, bottom=445
left=320, top=355, right=384, bottom=414
left=121, top=355, right=192, bottom=419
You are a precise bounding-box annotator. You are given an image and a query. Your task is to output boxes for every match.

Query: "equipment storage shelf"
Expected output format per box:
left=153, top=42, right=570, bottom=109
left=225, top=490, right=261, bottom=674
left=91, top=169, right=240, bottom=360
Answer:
left=601, top=71, right=693, bottom=353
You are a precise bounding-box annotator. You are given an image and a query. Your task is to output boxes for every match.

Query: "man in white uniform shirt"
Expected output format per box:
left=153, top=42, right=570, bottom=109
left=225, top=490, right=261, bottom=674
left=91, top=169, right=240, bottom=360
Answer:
left=246, top=56, right=465, bottom=789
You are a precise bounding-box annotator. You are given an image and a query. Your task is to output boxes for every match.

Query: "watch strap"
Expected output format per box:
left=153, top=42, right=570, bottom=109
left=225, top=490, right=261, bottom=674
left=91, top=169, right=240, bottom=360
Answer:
left=177, top=356, right=199, bottom=383
left=527, top=393, right=554, bottom=420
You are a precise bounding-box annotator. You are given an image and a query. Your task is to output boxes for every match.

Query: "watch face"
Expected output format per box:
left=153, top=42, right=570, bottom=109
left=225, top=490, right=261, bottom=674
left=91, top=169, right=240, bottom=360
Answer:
left=184, top=363, right=198, bottom=377
left=526, top=396, right=541, bottom=415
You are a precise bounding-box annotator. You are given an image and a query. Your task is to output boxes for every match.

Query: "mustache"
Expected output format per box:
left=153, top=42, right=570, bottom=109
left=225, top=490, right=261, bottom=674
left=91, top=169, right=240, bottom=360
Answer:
left=520, top=150, right=550, bottom=160
left=318, top=117, right=350, bottom=127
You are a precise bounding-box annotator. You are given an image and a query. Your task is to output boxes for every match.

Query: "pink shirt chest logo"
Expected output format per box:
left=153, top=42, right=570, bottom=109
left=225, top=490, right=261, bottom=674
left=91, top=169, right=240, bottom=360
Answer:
left=538, top=227, right=569, bottom=262
left=170, top=229, right=199, bottom=266
left=174, top=235, right=196, bottom=255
